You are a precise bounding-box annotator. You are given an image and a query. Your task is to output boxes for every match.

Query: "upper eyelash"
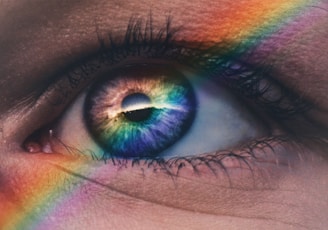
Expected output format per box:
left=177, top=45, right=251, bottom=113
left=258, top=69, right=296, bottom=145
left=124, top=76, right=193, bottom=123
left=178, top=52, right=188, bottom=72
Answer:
left=55, top=15, right=311, bottom=121
left=28, top=15, right=313, bottom=143
left=213, top=60, right=312, bottom=118
left=26, top=15, right=313, bottom=147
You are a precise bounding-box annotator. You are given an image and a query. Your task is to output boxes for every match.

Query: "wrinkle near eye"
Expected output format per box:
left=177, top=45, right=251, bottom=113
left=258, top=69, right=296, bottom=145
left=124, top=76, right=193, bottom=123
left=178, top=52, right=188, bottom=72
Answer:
left=2, top=148, right=326, bottom=230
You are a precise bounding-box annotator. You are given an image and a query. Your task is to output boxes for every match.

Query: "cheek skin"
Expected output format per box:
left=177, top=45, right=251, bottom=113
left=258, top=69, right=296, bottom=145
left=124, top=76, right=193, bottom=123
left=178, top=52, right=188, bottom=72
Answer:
left=1, top=147, right=328, bottom=229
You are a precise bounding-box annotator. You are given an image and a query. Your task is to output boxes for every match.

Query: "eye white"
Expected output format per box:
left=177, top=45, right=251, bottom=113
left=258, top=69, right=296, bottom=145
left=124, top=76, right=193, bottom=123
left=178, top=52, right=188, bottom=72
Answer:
left=161, top=69, right=268, bottom=157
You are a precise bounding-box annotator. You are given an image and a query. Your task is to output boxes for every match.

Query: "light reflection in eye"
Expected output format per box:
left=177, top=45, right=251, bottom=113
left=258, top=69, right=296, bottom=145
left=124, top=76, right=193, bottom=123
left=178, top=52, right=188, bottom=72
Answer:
left=50, top=63, right=268, bottom=159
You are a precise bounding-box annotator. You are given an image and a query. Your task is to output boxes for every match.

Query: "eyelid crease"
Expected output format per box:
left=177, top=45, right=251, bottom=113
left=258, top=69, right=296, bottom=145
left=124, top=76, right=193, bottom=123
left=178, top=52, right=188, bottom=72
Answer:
left=36, top=15, right=237, bottom=106
left=40, top=15, right=310, bottom=118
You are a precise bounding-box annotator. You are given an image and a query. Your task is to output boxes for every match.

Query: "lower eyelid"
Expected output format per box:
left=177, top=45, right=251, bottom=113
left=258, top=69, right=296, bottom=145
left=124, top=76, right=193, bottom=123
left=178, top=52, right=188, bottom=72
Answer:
left=44, top=135, right=302, bottom=185
left=136, top=136, right=299, bottom=177
left=12, top=132, right=319, bottom=219
left=0, top=140, right=319, bottom=229
left=23, top=136, right=303, bottom=219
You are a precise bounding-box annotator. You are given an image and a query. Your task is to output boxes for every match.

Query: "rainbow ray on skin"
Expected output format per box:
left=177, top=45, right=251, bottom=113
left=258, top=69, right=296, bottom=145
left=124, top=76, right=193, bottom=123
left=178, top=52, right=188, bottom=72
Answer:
left=86, top=68, right=196, bottom=158
left=0, top=0, right=322, bottom=229
left=0, top=158, right=89, bottom=230
left=186, top=0, right=318, bottom=51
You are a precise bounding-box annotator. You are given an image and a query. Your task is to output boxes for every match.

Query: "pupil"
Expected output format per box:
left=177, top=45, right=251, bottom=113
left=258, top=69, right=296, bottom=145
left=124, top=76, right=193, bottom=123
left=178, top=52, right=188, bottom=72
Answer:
left=121, top=93, right=153, bottom=122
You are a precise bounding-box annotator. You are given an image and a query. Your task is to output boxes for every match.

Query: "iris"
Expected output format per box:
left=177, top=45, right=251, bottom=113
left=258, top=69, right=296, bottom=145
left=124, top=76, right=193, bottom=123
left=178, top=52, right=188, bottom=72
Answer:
left=84, top=65, right=196, bottom=158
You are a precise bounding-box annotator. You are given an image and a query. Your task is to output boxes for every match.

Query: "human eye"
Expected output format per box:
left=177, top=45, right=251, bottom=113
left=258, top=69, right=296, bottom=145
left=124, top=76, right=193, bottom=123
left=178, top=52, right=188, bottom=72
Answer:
left=22, top=16, right=302, bottom=167
left=1, top=1, right=328, bottom=229
left=19, top=12, right=326, bottom=193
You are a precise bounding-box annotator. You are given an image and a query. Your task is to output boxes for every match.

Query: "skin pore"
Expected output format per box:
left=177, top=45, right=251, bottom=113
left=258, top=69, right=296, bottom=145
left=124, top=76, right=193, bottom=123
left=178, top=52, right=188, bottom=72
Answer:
left=0, top=0, right=328, bottom=229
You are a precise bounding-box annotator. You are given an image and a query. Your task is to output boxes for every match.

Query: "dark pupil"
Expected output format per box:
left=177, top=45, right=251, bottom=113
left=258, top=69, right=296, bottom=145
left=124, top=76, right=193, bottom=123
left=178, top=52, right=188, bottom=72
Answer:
left=121, top=93, right=153, bottom=122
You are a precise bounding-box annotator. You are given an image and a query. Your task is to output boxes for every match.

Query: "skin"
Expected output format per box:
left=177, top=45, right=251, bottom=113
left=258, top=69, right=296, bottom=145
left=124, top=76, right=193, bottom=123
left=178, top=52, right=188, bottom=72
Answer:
left=0, top=0, right=328, bottom=229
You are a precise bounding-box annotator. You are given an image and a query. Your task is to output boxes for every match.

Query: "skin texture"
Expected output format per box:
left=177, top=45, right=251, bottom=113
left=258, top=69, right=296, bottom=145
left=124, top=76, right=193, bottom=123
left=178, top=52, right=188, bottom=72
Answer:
left=0, top=0, right=328, bottom=229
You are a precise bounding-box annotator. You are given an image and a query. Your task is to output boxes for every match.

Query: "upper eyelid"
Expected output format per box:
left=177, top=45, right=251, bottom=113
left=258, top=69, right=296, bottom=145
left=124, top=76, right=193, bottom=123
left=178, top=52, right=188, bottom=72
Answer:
left=2, top=16, right=312, bottom=146
left=34, top=19, right=229, bottom=106
left=1, top=3, right=319, bottom=98
left=0, top=11, right=294, bottom=104
left=19, top=29, right=300, bottom=115
left=0, top=20, right=235, bottom=144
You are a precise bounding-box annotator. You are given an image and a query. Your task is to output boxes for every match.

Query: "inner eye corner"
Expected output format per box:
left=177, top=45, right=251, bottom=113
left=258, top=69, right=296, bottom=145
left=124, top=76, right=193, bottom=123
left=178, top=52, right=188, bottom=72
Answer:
left=22, top=125, right=54, bottom=154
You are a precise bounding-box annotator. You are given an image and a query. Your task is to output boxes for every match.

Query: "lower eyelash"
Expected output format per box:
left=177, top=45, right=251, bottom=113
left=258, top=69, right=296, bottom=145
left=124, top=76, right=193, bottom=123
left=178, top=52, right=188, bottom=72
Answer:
left=45, top=132, right=297, bottom=179
left=131, top=136, right=293, bottom=176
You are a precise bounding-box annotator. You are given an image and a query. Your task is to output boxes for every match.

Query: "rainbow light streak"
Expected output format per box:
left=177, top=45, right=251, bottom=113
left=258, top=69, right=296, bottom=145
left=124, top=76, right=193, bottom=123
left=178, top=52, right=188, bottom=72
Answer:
left=0, top=0, right=321, bottom=229
left=194, top=0, right=318, bottom=52
left=1, top=161, right=88, bottom=230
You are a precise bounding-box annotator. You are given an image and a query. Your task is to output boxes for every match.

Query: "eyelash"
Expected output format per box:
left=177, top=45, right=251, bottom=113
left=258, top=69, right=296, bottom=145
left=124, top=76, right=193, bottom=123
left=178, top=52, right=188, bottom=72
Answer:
left=55, top=16, right=310, bottom=117
left=24, top=15, right=313, bottom=175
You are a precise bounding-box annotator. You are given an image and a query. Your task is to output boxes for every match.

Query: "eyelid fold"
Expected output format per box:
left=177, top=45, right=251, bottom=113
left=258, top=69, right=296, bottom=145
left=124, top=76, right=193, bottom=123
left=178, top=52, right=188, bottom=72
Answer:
left=40, top=16, right=310, bottom=119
